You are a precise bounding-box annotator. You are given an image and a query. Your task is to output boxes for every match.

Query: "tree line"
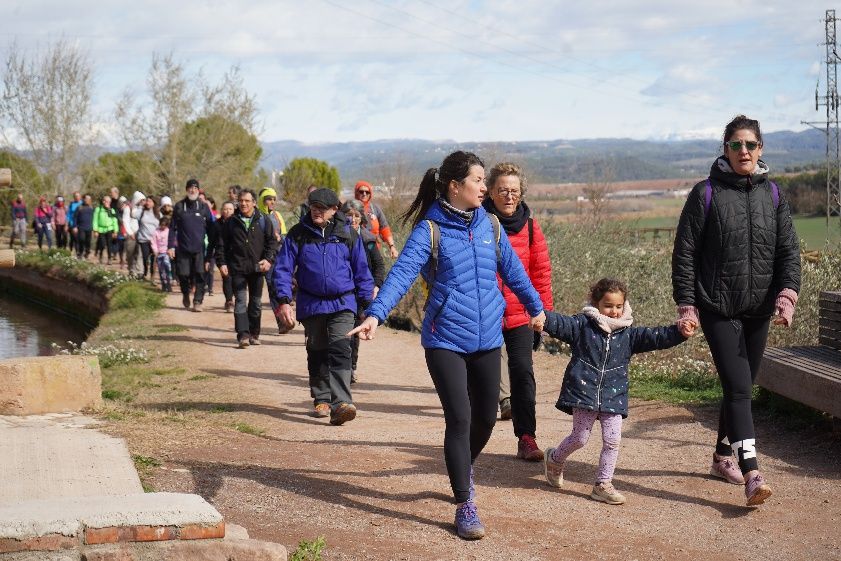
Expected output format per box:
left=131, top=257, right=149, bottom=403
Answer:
left=0, top=40, right=340, bottom=225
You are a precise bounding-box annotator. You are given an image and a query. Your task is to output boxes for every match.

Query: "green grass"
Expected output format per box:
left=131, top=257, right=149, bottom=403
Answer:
left=156, top=324, right=188, bottom=333
left=109, top=282, right=165, bottom=311
left=232, top=422, right=265, bottom=437
left=792, top=216, right=841, bottom=251
left=629, top=366, right=722, bottom=405
left=132, top=454, right=162, bottom=469
left=189, top=374, right=214, bottom=381
left=290, top=537, right=326, bottom=561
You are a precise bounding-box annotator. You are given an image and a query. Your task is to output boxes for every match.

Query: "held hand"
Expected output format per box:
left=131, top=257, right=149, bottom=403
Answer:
left=678, top=319, right=697, bottom=338
left=529, top=311, right=546, bottom=332
left=772, top=316, right=788, bottom=327
left=389, top=245, right=399, bottom=259
left=167, top=248, right=175, bottom=260
left=219, top=264, right=229, bottom=278
left=348, top=316, right=378, bottom=340
left=258, top=259, right=271, bottom=273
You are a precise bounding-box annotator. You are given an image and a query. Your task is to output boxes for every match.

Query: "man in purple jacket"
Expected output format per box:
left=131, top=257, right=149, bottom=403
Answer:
left=273, top=188, right=374, bottom=426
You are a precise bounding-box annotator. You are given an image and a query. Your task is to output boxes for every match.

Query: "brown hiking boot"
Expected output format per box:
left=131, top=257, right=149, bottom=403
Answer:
left=517, top=434, right=544, bottom=462
left=329, top=403, right=357, bottom=426
left=313, top=403, right=330, bottom=418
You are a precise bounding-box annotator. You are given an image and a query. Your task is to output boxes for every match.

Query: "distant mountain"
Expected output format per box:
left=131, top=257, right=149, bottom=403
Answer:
left=260, top=129, right=828, bottom=186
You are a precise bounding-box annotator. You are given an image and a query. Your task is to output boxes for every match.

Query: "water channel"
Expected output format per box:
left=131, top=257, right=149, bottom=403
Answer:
left=0, top=292, right=89, bottom=359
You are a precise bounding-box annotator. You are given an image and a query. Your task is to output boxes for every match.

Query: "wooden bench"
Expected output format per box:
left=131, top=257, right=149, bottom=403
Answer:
left=757, top=291, right=841, bottom=418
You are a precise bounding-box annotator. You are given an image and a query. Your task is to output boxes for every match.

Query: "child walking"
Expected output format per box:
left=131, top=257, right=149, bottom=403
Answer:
left=152, top=217, right=172, bottom=292
left=542, top=278, right=695, bottom=504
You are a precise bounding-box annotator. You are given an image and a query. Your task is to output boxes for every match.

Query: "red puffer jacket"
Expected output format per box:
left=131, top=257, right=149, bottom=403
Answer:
left=499, top=217, right=554, bottom=330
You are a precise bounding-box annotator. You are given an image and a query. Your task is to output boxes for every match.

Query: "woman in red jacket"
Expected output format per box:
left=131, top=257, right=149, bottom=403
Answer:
left=482, top=162, right=554, bottom=461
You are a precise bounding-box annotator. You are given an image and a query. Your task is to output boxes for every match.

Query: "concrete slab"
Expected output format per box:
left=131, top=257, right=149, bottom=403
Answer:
left=0, top=414, right=142, bottom=505
left=0, top=355, right=103, bottom=415
left=0, top=493, right=223, bottom=540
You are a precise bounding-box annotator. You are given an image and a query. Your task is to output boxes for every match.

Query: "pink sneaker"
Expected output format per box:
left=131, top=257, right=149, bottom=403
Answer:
left=745, top=473, right=772, bottom=506
left=710, top=454, right=745, bottom=485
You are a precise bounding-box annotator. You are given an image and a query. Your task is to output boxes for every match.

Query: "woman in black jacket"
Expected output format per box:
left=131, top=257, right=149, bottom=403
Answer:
left=672, top=115, right=801, bottom=506
left=341, top=199, right=385, bottom=383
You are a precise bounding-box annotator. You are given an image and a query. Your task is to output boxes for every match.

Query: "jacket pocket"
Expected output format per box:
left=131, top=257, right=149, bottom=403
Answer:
left=429, top=291, right=451, bottom=332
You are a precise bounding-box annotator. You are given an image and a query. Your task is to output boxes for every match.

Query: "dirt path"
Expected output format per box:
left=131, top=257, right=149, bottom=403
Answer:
left=104, top=290, right=841, bottom=560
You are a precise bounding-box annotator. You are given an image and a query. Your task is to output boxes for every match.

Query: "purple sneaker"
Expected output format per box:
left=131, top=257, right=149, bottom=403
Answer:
left=454, top=501, right=485, bottom=540
left=745, top=473, right=772, bottom=506
left=710, top=454, right=745, bottom=485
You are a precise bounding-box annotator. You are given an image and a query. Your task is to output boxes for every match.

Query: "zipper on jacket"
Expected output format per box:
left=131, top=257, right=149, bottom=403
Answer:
left=746, top=177, right=753, bottom=305
left=596, top=334, right=611, bottom=410
left=470, top=225, right=483, bottom=348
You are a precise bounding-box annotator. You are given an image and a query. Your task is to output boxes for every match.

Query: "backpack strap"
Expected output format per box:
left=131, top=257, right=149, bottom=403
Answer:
left=527, top=217, right=534, bottom=246
left=770, top=181, right=780, bottom=209
left=488, top=213, right=502, bottom=263
left=422, top=220, right=440, bottom=311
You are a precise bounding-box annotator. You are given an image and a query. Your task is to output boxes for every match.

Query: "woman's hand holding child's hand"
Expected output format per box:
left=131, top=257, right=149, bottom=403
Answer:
left=678, top=319, right=697, bottom=338
left=529, top=311, right=546, bottom=332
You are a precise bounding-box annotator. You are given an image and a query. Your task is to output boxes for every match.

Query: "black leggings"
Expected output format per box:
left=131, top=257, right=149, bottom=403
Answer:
left=699, top=309, right=770, bottom=474
left=503, top=325, right=538, bottom=438
left=425, top=347, right=500, bottom=503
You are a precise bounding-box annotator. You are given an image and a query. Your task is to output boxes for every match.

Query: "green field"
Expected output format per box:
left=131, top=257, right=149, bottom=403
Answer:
left=627, top=215, right=841, bottom=251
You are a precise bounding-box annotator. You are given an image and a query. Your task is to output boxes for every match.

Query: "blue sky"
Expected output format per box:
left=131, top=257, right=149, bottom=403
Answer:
left=2, top=0, right=835, bottom=143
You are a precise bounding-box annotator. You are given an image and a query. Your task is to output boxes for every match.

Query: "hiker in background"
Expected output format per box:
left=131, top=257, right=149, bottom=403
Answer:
left=354, top=180, right=398, bottom=259
left=159, top=195, right=174, bottom=220
left=137, top=196, right=160, bottom=281
left=34, top=196, right=54, bottom=250
left=341, top=198, right=385, bottom=384
left=67, top=191, right=82, bottom=253
left=73, top=194, right=94, bottom=260
left=152, top=216, right=172, bottom=292
left=672, top=114, right=801, bottom=507
left=227, top=185, right=241, bottom=210
left=114, top=196, right=128, bottom=268
left=274, top=188, right=374, bottom=426
left=542, top=278, right=693, bottom=505
left=258, top=187, right=288, bottom=333
left=93, top=195, right=118, bottom=264
left=9, top=193, right=27, bottom=249
left=204, top=197, right=219, bottom=296
left=296, top=185, right=317, bottom=222
left=168, top=179, right=214, bottom=312
left=482, top=162, right=554, bottom=462
left=53, top=196, right=68, bottom=249
left=215, top=189, right=277, bottom=348
left=350, top=151, right=545, bottom=540
left=123, top=191, right=145, bottom=277
left=208, top=201, right=237, bottom=312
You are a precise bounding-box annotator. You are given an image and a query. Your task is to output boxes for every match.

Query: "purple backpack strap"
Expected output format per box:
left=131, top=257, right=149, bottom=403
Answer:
left=770, top=181, right=780, bottom=209
left=704, top=178, right=712, bottom=216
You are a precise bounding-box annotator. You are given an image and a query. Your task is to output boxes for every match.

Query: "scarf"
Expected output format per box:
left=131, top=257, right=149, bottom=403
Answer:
left=438, top=197, right=474, bottom=224
left=482, top=198, right=530, bottom=235
left=581, top=300, right=634, bottom=334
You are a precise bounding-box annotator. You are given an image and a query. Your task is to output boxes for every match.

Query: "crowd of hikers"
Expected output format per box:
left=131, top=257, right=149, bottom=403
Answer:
left=8, top=114, right=801, bottom=539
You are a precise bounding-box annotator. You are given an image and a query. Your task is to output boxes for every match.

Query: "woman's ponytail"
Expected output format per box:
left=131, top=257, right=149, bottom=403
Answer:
left=401, top=167, right=442, bottom=227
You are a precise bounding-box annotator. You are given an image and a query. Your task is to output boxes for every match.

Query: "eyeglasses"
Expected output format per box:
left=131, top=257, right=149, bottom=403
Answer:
left=496, top=190, right=521, bottom=200
left=725, top=140, right=761, bottom=152
left=357, top=190, right=371, bottom=195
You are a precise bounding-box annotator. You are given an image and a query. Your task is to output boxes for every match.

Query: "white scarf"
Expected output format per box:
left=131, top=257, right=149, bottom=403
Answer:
left=581, top=300, right=634, bottom=334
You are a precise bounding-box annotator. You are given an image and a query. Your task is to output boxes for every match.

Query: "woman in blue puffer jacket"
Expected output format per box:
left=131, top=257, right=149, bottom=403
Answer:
left=350, top=151, right=546, bottom=540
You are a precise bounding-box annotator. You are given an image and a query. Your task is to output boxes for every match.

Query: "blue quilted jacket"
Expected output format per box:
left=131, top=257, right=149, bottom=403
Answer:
left=544, top=311, right=685, bottom=418
left=366, top=201, right=544, bottom=353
